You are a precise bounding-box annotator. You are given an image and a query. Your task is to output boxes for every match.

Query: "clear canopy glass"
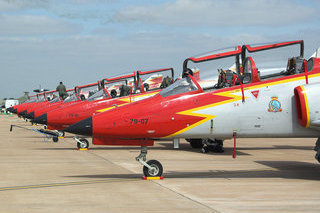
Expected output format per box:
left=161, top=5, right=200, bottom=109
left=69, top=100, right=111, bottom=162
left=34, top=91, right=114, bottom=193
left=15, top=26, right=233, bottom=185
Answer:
left=87, top=89, right=109, bottom=102
left=160, top=77, right=198, bottom=97
left=63, top=93, right=79, bottom=103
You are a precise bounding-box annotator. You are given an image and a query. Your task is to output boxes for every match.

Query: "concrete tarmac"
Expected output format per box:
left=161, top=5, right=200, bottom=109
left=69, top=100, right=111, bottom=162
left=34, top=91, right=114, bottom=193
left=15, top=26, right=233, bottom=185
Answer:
left=1, top=114, right=320, bottom=213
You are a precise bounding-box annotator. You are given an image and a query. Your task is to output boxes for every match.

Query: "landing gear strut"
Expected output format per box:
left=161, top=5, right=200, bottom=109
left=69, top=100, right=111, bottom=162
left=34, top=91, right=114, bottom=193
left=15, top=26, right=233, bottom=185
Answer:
left=74, top=137, right=89, bottom=149
left=136, top=146, right=163, bottom=177
left=57, top=130, right=65, bottom=137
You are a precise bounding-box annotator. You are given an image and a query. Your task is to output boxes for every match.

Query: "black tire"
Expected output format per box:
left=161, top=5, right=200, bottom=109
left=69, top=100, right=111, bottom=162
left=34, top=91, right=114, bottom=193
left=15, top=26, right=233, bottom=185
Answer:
left=58, top=131, right=65, bottom=137
left=201, top=146, right=209, bottom=153
left=77, top=138, right=89, bottom=149
left=207, top=144, right=224, bottom=153
left=189, top=139, right=203, bottom=148
left=143, top=160, right=163, bottom=177
left=52, top=137, right=59, bottom=142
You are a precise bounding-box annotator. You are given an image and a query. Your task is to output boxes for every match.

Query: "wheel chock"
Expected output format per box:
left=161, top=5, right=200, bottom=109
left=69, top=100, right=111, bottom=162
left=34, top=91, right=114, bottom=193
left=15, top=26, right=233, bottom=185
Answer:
left=58, top=136, right=65, bottom=139
left=77, top=148, right=89, bottom=150
left=142, top=176, right=164, bottom=180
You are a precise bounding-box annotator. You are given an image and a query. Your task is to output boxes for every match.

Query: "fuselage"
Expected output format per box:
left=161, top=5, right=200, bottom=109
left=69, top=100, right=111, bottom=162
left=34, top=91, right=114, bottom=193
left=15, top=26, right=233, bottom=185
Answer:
left=91, top=62, right=320, bottom=141
left=47, top=90, right=160, bottom=130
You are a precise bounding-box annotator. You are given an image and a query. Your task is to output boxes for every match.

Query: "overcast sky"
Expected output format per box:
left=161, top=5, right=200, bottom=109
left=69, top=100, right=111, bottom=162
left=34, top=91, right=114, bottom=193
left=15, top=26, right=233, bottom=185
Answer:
left=0, top=0, right=320, bottom=98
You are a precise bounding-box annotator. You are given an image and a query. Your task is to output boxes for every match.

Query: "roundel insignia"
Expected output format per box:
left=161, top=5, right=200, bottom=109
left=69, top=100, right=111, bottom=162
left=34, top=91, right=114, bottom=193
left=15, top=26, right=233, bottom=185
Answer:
left=268, top=96, right=282, bottom=112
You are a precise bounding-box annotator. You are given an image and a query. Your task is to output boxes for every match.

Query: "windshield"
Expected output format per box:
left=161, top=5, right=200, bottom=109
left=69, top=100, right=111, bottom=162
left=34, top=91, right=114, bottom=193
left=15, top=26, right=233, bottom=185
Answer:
left=186, top=46, right=240, bottom=89
left=63, top=93, right=79, bottom=103
left=87, top=89, right=109, bottom=101
left=26, top=98, right=37, bottom=103
left=49, top=96, right=60, bottom=103
left=105, top=79, right=133, bottom=98
left=245, top=42, right=302, bottom=78
left=192, top=46, right=239, bottom=59
left=78, top=87, right=99, bottom=100
left=160, top=77, right=198, bottom=97
left=139, top=69, right=173, bottom=91
left=37, top=95, right=45, bottom=102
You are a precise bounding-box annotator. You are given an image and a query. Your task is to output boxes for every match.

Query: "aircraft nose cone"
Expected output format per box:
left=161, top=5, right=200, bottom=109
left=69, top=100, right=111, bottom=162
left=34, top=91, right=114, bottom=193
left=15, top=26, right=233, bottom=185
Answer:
left=25, top=111, right=34, bottom=119
left=33, top=113, right=47, bottom=125
left=19, top=110, right=27, bottom=117
left=64, top=116, right=92, bottom=136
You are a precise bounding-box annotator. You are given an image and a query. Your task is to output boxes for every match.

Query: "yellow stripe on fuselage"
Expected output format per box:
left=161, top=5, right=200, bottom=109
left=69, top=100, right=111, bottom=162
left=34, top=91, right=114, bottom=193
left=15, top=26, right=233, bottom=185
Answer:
left=96, top=91, right=159, bottom=113
left=164, top=72, right=320, bottom=138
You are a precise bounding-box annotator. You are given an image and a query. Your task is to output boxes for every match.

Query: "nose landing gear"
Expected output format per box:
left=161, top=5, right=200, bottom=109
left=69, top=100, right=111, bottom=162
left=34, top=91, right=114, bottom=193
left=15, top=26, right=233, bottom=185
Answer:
left=136, top=146, right=163, bottom=177
left=74, top=137, right=89, bottom=149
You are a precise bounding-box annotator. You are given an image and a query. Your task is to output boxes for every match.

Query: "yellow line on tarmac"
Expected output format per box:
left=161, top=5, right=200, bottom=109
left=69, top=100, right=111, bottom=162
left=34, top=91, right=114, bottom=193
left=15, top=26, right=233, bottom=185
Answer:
left=0, top=178, right=139, bottom=192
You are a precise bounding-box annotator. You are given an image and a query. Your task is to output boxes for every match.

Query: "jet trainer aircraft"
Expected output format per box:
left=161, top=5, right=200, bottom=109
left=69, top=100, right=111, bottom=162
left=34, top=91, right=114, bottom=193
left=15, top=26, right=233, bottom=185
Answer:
left=7, top=94, right=37, bottom=114
left=65, top=40, right=320, bottom=177
left=27, top=82, right=100, bottom=121
left=25, top=88, right=75, bottom=120
left=33, top=68, right=175, bottom=148
left=9, top=82, right=102, bottom=140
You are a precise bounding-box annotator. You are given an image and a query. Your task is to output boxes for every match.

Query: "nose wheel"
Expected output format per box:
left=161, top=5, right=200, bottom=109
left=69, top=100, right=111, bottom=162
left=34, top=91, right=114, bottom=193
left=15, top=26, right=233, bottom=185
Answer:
left=143, top=160, right=163, bottom=177
left=136, top=146, right=163, bottom=177
left=74, top=137, right=89, bottom=149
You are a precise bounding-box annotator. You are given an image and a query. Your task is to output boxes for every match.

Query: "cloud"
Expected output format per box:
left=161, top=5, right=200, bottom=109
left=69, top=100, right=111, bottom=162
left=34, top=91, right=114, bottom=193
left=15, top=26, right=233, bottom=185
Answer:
left=0, top=14, right=81, bottom=36
left=0, top=0, right=50, bottom=12
left=112, top=0, right=319, bottom=27
left=0, top=0, right=114, bottom=21
left=1, top=29, right=320, bottom=98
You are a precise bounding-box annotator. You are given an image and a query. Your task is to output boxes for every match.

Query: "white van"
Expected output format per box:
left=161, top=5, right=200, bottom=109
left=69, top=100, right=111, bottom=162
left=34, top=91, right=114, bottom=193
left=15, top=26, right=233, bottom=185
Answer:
left=5, top=99, right=19, bottom=109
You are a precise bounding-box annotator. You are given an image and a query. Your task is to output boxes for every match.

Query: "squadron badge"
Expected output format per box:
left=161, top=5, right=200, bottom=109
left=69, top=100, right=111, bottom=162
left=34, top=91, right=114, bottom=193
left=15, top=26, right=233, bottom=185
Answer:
left=268, top=96, right=282, bottom=112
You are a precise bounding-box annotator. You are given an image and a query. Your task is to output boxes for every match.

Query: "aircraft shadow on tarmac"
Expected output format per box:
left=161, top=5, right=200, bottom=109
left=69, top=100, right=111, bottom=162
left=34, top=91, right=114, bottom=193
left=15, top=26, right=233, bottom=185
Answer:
left=35, top=143, right=315, bottom=155
left=34, top=146, right=250, bottom=156
left=65, top=161, right=320, bottom=181
left=237, top=145, right=314, bottom=151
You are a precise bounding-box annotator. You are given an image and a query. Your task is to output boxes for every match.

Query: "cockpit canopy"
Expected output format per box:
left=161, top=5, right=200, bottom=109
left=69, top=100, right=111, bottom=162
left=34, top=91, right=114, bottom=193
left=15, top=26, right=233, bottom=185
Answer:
left=160, top=76, right=199, bottom=97
left=105, top=79, right=133, bottom=98
left=49, top=96, right=60, bottom=103
left=163, top=40, right=307, bottom=98
left=87, top=89, right=109, bottom=101
left=37, top=95, right=46, bottom=102
left=63, top=93, right=79, bottom=103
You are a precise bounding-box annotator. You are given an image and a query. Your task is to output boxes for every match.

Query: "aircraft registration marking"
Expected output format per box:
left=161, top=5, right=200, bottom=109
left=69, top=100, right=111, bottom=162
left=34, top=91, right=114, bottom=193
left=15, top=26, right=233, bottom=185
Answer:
left=130, top=118, right=149, bottom=125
